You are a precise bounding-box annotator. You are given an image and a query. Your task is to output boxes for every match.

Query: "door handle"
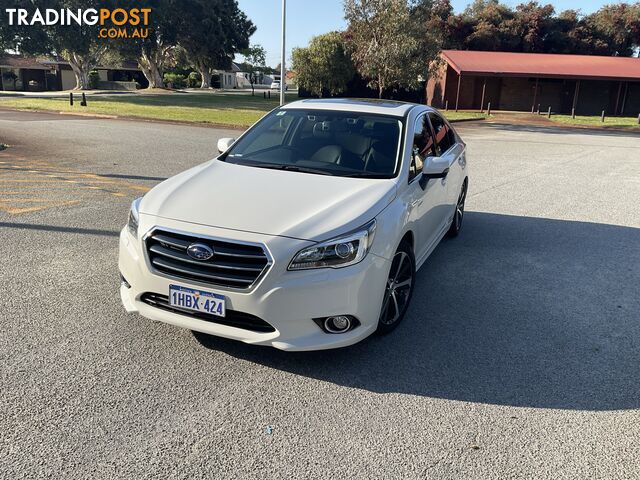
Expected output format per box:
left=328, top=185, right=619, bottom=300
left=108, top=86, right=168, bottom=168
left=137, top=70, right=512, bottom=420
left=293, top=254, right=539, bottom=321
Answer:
left=411, top=199, right=423, bottom=208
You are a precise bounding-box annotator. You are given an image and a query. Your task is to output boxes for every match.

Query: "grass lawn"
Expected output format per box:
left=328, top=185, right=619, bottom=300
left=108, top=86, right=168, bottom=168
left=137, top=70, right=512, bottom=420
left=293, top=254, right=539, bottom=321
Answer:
left=440, top=111, right=487, bottom=122
left=0, top=92, right=486, bottom=128
left=0, top=92, right=291, bottom=128
left=549, top=114, right=640, bottom=129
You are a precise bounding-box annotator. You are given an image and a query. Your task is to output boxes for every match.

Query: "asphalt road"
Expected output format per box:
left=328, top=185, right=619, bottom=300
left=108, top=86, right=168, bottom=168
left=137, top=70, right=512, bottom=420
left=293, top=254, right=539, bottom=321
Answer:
left=1, top=110, right=639, bottom=479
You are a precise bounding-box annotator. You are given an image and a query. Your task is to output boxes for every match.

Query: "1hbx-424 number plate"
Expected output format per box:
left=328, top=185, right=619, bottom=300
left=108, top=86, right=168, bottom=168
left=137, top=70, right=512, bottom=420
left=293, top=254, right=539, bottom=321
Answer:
left=169, top=284, right=225, bottom=317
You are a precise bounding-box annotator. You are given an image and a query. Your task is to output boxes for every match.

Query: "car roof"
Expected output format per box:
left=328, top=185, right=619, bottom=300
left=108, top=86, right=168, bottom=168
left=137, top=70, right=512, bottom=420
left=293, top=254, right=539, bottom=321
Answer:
left=282, top=98, right=428, bottom=117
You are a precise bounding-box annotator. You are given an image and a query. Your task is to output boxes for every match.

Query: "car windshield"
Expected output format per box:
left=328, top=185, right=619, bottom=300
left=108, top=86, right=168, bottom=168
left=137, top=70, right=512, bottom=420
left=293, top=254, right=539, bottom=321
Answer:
left=223, top=109, right=403, bottom=178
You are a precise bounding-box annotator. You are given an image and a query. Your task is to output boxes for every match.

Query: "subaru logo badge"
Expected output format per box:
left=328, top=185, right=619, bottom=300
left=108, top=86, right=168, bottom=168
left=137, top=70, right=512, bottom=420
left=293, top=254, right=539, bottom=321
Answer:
left=187, top=243, right=214, bottom=261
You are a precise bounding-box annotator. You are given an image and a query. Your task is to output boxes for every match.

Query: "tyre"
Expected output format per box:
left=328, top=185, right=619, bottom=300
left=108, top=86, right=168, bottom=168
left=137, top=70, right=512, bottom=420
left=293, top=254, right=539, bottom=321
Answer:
left=447, top=179, right=468, bottom=238
left=376, top=240, right=416, bottom=334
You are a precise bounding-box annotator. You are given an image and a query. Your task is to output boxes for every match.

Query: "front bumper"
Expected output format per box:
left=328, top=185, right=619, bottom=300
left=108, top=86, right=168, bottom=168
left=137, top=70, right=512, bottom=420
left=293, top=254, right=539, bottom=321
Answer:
left=119, top=216, right=391, bottom=351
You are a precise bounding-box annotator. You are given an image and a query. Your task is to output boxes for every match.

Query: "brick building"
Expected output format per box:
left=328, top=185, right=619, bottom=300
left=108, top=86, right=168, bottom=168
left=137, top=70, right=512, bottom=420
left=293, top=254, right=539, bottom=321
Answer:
left=427, top=50, right=640, bottom=116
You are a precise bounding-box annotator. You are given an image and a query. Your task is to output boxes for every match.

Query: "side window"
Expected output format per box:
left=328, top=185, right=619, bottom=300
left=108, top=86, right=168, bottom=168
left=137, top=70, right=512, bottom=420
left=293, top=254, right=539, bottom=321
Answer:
left=409, top=114, right=437, bottom=182
left=428, top=113, right=455, bottom=155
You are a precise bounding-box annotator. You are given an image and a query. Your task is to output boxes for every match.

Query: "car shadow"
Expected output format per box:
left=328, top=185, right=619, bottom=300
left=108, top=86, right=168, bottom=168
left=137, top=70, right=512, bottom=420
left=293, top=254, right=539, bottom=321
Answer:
left=193, top=212, right=640, bottom=411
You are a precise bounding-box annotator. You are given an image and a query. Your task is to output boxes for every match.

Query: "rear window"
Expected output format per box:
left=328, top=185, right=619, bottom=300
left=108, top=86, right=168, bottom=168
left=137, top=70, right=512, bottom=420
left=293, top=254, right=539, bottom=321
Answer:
left=224, top=109, right=403, bottom=178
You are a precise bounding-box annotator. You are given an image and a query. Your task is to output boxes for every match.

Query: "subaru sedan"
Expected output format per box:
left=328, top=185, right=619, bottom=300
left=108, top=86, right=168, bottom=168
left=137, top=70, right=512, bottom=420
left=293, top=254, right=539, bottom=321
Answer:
left=119, top=98, right=468, bottom=351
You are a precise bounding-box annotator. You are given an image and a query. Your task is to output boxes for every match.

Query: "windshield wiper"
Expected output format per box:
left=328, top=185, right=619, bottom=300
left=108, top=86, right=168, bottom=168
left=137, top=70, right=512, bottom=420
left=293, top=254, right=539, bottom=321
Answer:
left=251, top=164, right=331, bottom=176
left=342, top=172, right=390, bottom=178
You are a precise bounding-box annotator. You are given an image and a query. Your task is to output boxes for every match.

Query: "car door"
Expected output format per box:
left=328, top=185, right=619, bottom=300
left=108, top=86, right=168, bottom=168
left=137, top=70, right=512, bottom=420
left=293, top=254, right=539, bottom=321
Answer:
left=427, top=112, right=465, bottom=231
left=405, top=112, right=449, bottom=263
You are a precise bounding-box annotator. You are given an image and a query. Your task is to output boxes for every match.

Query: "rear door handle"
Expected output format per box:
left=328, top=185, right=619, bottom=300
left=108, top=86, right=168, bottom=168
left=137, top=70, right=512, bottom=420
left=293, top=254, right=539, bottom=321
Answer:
left=411, top=199, right=423, bottom=208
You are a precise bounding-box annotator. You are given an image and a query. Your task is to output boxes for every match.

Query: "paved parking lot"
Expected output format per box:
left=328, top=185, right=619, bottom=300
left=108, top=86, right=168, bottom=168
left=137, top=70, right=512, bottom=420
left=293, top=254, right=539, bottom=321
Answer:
left=1, top=110, right=639, bottom=479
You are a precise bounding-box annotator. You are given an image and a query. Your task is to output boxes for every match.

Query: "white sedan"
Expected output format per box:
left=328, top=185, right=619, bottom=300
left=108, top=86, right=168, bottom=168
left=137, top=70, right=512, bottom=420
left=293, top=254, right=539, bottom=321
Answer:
left=119, top=98, right=468, bottom=351
left=270, top=81, right=287, bottom=91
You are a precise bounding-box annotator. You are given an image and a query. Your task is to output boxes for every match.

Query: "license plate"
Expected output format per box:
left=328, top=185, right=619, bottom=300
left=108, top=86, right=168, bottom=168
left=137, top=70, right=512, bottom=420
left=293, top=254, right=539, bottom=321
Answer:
left=169, top=284, right=225, bottom=317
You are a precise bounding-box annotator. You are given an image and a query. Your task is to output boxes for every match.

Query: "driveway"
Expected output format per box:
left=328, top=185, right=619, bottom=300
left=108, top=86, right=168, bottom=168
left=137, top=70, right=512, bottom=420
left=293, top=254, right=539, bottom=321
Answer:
left=0, top=111, right=639, bottom=479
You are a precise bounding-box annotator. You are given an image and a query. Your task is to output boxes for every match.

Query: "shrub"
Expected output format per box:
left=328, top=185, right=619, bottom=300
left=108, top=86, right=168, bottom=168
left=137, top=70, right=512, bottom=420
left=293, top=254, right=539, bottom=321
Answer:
left=163, top=73, right=187, bottom=89
left=187, top=71, right=202, bottom=88
left=88, top=70, right=100, bottom=89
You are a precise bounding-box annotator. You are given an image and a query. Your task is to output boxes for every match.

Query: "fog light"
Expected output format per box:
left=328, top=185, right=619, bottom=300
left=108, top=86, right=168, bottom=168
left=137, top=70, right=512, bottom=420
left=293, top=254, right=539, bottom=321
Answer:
left=325, top=315, right=351, bottom=333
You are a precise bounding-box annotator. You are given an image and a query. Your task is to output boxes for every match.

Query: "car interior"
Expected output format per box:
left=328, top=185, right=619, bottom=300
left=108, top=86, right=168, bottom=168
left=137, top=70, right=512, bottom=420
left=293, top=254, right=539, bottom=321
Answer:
left=226, top=111, right=402, bottom=177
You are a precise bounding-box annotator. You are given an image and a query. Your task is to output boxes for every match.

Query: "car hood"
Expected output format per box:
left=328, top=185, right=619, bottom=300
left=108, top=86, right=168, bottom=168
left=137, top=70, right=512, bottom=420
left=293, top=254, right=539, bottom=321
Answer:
left=140, top=160, right=397, bottom=241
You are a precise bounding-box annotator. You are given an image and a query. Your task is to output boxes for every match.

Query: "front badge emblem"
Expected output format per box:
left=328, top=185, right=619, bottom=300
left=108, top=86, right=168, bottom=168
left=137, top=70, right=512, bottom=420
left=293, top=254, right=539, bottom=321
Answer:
left=187, top=243, right=214, bottom=261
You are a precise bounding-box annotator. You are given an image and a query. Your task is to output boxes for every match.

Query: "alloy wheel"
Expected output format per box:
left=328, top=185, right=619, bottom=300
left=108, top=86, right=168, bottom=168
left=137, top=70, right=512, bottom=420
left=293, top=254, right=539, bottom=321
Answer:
left=455, top=181, right=467, bottom=231
left=379, top=250, right=414, bottom=325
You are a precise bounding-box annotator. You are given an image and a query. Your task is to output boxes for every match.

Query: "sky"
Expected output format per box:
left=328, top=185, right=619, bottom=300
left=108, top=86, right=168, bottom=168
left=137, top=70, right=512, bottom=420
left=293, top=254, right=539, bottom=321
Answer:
left=237, top=0, right=617, bottom=68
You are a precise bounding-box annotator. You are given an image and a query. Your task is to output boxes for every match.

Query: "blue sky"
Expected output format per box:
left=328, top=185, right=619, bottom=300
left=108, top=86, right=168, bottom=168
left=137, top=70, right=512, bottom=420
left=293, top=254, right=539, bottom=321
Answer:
left=237, top=0, right=615, bottom=67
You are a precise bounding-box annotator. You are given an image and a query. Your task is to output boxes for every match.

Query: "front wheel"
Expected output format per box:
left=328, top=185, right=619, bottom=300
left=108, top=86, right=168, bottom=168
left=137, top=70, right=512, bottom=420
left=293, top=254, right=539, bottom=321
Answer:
left=376, top=241, right=416, bottom=334
left=447, top=179, right=468, bottom=238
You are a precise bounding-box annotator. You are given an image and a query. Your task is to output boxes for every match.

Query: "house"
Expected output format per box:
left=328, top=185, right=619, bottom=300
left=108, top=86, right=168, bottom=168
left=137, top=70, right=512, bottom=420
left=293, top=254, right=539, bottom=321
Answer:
left=427, top=50, right=640, bottom=115
left=0, top=54, right=147, bottom=91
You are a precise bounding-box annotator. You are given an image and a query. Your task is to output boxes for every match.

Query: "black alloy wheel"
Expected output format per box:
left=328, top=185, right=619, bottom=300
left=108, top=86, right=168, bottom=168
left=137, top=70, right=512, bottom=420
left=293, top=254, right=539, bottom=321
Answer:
left=377, top=241, right=416, bottom=334
left=447, top=179, right=468, bottom=238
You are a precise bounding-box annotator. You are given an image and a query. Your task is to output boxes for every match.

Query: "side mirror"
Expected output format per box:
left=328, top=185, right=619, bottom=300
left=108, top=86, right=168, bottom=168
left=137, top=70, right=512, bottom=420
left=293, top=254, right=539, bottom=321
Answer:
left=419, top=156, right=449, bottom=190
left=217, top=137, right=236, bottom=154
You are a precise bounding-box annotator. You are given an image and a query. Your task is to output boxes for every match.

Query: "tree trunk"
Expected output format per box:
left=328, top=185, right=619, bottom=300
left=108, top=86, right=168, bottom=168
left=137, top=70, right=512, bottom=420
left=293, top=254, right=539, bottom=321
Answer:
left=200, top=69, right=212, bottom=89
left=139, top=50, right=164, bottom=89
left=67, top=54, right=92, bottom=90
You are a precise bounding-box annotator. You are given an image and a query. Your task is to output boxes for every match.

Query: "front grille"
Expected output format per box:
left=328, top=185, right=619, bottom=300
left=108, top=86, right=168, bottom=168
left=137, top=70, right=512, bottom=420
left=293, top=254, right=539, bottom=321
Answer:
left=145, top=229, right=270, bottom=289
left=141, top=293, right=275, bottom=333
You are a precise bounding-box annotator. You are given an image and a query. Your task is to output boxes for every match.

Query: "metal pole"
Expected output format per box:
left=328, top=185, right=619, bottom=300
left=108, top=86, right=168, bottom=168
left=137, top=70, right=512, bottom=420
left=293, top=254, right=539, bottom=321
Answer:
left=445, top=100, right=448, bottom=111
left=455, top=73, right=461, bottom=112
left=571, top=80, right=580, bottom=116
left=531, top=78, right=538, bottom=113
left=620, top=82, right=629, bottom=116
left=280, top=0, right=286, bottom=106
left=601, top=110, right=605, bottom=122
left=547, top=106, right=551, bottom=118
left=480, top=77, right=486, bottom=113
left=614, top=81, right=622, bottom=116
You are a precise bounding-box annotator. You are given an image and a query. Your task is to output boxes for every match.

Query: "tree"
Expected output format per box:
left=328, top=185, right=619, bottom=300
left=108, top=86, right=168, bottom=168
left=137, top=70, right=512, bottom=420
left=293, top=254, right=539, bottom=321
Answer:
left=292, top=32, right=354, bottom=97
left=462, top=0, right=517, bottom=51
left=177, top=0, right=255, bottom=88
left=344, top=0, right=440, bottom=98
left=240, top=45, right=266, bottom=94
left=11, top=0, right=114, bottom=89
left=585, top=3, right=640, bottom=56
left=511, top=2, right=556, bottom=52
left=107, top=0, right=181, bottom=89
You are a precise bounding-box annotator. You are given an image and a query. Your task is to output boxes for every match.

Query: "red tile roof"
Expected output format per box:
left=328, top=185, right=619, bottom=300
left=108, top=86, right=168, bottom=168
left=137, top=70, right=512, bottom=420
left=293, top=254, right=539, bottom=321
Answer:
left=442, top=50, right=640, bottom=81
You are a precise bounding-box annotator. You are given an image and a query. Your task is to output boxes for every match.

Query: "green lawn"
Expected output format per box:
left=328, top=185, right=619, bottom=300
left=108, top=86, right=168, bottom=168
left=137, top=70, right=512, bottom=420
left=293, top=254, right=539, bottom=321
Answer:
left=549, top=114, right=640, bottom=129
left=0, top=92, right=486, bottom=127
left=0, top=92, right=290, bottom=128
left=440, top=111, right=487, bottom=122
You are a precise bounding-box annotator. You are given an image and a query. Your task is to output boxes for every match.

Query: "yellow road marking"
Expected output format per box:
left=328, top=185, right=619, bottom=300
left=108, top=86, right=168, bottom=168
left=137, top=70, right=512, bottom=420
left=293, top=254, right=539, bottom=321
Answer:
left=0, top=200, right=80, bottom=214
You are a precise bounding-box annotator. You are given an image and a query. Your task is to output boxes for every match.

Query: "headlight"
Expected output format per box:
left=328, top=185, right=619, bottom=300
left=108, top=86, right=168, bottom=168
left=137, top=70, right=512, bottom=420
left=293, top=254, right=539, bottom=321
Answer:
left=127, top=197, right=142, bottom=238
left=288, top=219, right=376, bottom=271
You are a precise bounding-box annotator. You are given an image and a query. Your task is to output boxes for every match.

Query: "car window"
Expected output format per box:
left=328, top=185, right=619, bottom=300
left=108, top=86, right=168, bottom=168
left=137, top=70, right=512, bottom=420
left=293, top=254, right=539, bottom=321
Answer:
left=242, top=115, right=294, bottom=154
left=409, top=113, right=436, bottom=182
left=428, top=113, right=456, bottom=155
left=224, top=109, right=403, bottom=178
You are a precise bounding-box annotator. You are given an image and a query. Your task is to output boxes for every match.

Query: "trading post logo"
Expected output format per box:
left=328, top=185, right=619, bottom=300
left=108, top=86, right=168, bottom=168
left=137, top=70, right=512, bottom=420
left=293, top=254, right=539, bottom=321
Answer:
left=4, top=8, right=152, bottom=39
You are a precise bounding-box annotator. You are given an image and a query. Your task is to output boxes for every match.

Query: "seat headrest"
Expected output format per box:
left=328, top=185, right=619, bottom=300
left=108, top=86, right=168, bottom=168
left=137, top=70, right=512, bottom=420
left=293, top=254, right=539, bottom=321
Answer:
left=313, top=121, right=333, bottom=139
